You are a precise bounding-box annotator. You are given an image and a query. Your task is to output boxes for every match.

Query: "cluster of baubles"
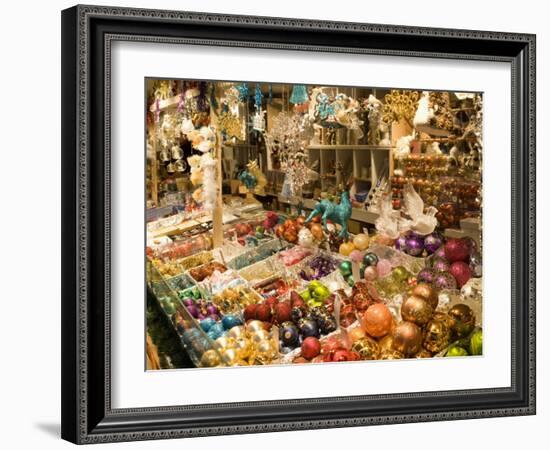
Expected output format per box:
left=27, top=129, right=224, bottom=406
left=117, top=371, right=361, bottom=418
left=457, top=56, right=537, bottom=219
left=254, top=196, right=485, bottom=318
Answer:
left=417, top=237, right=481, bottom=289
left=299, top=254, right=338, bottom=281
left=395, top=231, right=444, bottom=257
left=274, top=215, right=325, bottom=245
left=199, top=320, right=279, bottom=367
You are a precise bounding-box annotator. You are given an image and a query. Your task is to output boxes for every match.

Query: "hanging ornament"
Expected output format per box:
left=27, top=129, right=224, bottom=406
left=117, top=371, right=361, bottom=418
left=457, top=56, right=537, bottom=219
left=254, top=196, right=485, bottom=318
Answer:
left=255, top=84, right=263, bottom=110
left=290, top=84, right=308, bottom=105
left=236, top=83, right=249, bottom=102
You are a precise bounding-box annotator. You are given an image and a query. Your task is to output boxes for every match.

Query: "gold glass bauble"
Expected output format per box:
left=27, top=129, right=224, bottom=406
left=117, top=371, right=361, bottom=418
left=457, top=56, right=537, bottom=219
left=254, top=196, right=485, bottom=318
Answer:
left=412, top=283, right=439, bottom=309
left=401, top=295, right=434, bottom=326
left=227, top=325, right=246, bottom=340
left=351, top=337, right=380, bottom=360
left=200, top=349, right=221, bottom=367
left=423, top=319, right=451, bottom=353
left=220, top=348, right=239, bottom=365
left=392, top=321, right=423, bottom=356
left=250, top=329, right=270, bottom=344
left=213, top=336, right=234, bottom=352
left=233, top=337, right=253, bottom=360
left=246, top=320, right=266, bottom=334
left=447, top=304, right=475, bottom=338
left=378, top=334, right=395, bottom=351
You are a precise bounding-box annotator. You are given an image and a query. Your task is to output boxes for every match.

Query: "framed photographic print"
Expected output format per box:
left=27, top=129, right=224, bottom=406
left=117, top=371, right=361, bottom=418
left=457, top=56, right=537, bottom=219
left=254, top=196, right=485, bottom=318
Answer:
left=61, top=4, right=536, bottom=444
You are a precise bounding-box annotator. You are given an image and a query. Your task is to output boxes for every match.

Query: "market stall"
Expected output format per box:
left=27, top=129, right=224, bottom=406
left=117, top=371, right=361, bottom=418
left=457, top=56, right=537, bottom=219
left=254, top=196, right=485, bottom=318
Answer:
left=145, top=79, right=483, bottom=369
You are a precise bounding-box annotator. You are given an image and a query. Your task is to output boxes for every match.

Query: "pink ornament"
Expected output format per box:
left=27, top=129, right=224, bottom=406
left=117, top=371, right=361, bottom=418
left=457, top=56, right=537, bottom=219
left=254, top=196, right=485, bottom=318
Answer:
left=444, top=238, right=470, bottom=263
left=364, top=266, right=378, bottom=281
left=349, top=250, right=364, bottom=263
left=376, top=259, right=392, bottom=278
left=449, top=261, right=472, bottom=288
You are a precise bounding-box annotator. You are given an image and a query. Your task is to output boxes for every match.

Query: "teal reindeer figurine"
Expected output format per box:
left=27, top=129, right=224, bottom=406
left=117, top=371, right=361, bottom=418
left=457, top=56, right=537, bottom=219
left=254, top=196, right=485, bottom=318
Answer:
left=305, top=186, right=353, bottom=239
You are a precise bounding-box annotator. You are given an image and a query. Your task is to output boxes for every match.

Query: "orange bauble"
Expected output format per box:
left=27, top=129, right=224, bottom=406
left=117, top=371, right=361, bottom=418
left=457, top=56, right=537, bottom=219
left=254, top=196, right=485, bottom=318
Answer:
left=339, top=241, right=355, bottom=256
left=309, top=223, right=324, bottom=240
left=348, top=327, right=367, bottom=343
left=361, top=303, right=393, bottom=338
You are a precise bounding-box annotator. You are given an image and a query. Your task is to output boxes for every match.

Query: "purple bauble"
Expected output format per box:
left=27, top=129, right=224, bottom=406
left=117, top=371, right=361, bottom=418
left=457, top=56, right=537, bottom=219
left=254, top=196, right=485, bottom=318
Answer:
left=434, top=246, right=447, bottom=260
left=424, top=232, right=444, bottom=255
left=433, top=258, right=451, bottom=273
left=183, top=298, right=195, bottom=307
left=186, top=304, right=200, bottom=318
left=406, top=234, right=425, bottom=257
left=395, top=234, right=408, bottom=251
left=206, top=304, right=219, bottom=316
left=433, top=272, right=458, bottom=290
left=417, top=268, right=436, bottom=284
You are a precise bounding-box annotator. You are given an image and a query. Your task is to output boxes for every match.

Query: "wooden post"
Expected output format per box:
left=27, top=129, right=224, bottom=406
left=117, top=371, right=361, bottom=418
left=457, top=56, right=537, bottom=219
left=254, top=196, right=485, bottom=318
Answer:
left=212, top=138, right=224, bottom=248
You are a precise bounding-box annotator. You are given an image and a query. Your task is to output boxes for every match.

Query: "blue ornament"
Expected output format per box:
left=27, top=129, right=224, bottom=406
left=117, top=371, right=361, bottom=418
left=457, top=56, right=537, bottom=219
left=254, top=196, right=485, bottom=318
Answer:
left=280, top=321, right=300, bottom=346
left=299, top=318, right=320, bottom=338
left=200, top=317, right=216, bottom=332
left=305, top=191, right=353, bottom=239
left=221, top=314, right=242, bottom=330
left=207, top=323, right=225, bottom=340
left=235, top=83, right=249, bottom=102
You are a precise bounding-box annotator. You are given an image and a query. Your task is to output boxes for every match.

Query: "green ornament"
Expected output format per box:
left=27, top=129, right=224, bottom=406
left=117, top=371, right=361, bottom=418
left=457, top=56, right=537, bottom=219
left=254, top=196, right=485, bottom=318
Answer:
left=339, top=261, right=352, bottom=277
left=446, top=345, right=469, bottom=357
left=363, top=252, right=379, bottom=267
left=346, top=275, right=355, bottom=287
left=469, top=329, right=483, bottom=355
left=392, top=265, right=411, bottom=282
left=312, top=285, right=330, bottom=300
left=300, top=289, right=311, bottom=301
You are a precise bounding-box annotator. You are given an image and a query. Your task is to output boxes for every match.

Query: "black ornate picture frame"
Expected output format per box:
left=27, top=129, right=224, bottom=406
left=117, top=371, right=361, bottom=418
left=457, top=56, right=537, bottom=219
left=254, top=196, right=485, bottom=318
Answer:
left=61, top=4, right=536, bottom=444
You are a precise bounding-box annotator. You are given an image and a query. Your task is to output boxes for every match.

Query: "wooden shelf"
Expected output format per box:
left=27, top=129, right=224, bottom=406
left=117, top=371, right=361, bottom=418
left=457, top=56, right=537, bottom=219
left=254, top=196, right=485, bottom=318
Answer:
left=306, top=144, right=393, bottom=150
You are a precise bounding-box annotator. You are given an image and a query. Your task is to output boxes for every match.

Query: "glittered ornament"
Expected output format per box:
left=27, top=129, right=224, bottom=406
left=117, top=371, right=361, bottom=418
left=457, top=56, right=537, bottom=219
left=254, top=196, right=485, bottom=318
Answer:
left=353, top=233, right=370, bottom=251
left=363, top=252, right=379, bottom=267
left=380, top=349, right=404, bottom=360
left=447, top=304, right=475, bottom=338
left=423, top=319, right=451, bottom=353
left=361, top=303, right=393, bottom=337
left=433, top=272, right=458, bottom=290
left=401, top=295, right=434, bottom=326
left=415, top=349, right=433, bottom=358
left=200, top=317, right=216, bottom=332
left=291, top=306, right=306, bottom=324
left=273, top=302, right=292, bottom=324
left=351, top=337, right=380, bottom=360
left=301, top=336, right=321, bottom=359
left=424, top=232, right=444, bottom=255
left=255, top=339, right=278, bottom=362
left=255, top=303, right=272, bottom=322
left=318, top=314, right=337, bottom=335
left=412, top=283, right=439, bottom=309
left=444, top=238, right=470, bottom=262
left=433, top=258, right=451, bottom=273
left=222, top=314, right=242, bottom=330
left=200, top=349, right=221, bottom=367
left=392, top=321, right=423, bottom=356
left=378, top=334, right=395, bottom=351
left=449, top=261, right=472, bottom=288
